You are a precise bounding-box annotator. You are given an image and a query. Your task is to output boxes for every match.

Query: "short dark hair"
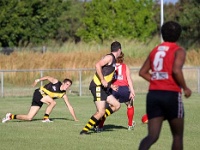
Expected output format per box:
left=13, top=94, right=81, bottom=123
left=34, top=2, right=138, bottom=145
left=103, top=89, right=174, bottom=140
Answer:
left=63, top=78, right=72, bottom=85
left=161, top=21, right=182, bottom=42
left=111, top=41, right=121, bottom=52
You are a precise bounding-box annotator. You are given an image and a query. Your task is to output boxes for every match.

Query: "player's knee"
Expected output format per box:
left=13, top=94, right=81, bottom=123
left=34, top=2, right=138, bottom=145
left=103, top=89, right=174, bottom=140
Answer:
left=173, top=135, right=183, bottom=142
left=26, top=116, right=33, bottom=121
left=115, top=102, right=121, bottom=110
left=149, top=135, right=159, bottom=143
left=97, top=110, right=106, bottom=117
left=51, top=100, right=56, bottom=106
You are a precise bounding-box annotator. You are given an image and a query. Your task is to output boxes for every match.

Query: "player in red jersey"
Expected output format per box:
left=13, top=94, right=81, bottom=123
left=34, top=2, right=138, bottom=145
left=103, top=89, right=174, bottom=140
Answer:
left=112, top=52, right=135, bottom=130
left=96, top=52, right=136, bottom=131
left=138, top=21, right=192, bottom=150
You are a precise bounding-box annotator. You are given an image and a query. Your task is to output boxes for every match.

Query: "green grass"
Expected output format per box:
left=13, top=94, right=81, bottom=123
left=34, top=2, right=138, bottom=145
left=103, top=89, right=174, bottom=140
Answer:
left=0, top=93, right=200, bottom=150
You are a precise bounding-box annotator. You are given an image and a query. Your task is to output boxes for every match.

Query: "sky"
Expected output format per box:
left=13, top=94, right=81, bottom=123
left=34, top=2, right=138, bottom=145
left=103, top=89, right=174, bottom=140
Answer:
left=164, top=0, right=178, bottom=3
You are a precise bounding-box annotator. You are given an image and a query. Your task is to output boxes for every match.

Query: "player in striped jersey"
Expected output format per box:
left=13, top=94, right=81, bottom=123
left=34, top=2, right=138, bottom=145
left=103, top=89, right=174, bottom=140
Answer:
left=2, top=76, right=78, bottom=123
left=80, top=41, right=122, bottom=135
left=96, top=52, right=136, bottom=131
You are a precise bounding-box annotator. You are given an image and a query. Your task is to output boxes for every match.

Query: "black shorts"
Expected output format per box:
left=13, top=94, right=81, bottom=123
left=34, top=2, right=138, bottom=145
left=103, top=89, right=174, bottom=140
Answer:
left=31, top=89, right=43, bottom=107
left=111, top=86, right=130, bottom=103
left=90, top=86, right=111, bottom=101
left=146, top=90, right=184, bottom=121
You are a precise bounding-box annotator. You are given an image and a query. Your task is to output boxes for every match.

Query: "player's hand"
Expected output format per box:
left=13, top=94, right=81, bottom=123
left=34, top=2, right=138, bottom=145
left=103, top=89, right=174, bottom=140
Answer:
left=129, top=92, right=135, bottom=100
left=101, top=79, right=108, bottom=88
left=111, top=84, right=118, bottom=91
left=183, top=87, right=192, bottom=98
left=32, top=81, right=37, bottom=87
left=32, top=79, right=40, bottom=87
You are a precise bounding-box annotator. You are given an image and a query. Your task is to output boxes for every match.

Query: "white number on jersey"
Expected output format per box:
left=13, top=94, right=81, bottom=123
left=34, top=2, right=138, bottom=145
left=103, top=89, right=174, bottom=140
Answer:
left=153, top=51, right=166, bottom=71
left=115, top=65, right=123, bottom=80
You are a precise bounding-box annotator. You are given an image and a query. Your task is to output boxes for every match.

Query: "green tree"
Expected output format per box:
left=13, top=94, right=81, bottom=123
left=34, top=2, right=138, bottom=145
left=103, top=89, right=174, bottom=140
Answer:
left=0, top=0, right=70, bottom=47
left=55, top=0, right=84, bottom=43
left=178, top=0, right=200, bottom=48
left=77, top=0, right=157, bottom=43
left=0, top=0, right=25, bottom=47
left=154, top=0, right=200, bottom=48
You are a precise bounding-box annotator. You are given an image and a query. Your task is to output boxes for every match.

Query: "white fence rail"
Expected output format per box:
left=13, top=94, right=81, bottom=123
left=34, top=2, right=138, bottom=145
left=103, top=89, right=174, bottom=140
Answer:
left=0, top=67, right=200, bottom=97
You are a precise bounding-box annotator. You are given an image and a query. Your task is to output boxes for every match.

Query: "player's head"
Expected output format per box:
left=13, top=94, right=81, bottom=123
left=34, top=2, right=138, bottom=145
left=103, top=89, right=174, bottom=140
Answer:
left=62, top=78, right=72, bottom=90
left=63, top=78, right=72, bottom=85
left=117, top=52, right=124, bottom=63
left=161, top=21, right=182, bottom=42
left=111, top=41, right=121, bottom=52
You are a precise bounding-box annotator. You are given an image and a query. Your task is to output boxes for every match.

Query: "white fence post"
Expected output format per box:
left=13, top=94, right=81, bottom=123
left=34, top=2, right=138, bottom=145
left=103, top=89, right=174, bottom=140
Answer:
left=1, top=72, right=3, bottom=98
left=198, top=68, right=200, bottom=93
left=40, top=70, right=43, bottom=86
left=79, top=70, right=82, bottom=96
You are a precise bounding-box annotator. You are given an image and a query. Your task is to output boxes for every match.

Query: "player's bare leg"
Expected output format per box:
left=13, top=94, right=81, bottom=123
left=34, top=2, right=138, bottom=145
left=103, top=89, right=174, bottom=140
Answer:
left=139, top=117, right=164, bottom=150
left=169, top=118, right=184, bottom=150
left=106, top=95, right=121, bottom=112
left=15, top=106, right=40, bottom=120
left=2, top=106, right=40, bottom=123
left=41, top=96, right=56, bottom=122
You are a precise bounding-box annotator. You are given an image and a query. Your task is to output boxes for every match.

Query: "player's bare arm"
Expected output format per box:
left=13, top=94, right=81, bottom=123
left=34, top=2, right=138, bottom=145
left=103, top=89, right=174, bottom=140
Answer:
left=63, top=94, right=79, bottom=121
left=139, top=56, right=151, bottom=82
left=126, top=64, right=135, bottom=100
left=95, top=55, right=113, bottom=87
left=173, top=48, right=192, bottom=98
left=32, top=76, right=58, bottom=87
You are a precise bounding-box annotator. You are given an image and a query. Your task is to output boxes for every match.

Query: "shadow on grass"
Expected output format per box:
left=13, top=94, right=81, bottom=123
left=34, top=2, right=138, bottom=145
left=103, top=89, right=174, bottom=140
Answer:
left=33, top=117, right=74, bottom=121
left=103, top=124, right=127, bottom=131
left=9, top=117, right=73, bottom=122
left=87, top=124, right=127, bottom=134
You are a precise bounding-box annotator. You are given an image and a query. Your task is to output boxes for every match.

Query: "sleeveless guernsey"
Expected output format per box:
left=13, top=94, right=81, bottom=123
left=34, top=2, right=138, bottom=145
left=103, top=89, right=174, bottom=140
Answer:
left=112, top=63, right=129, bottom=86
left=149, top=42, right=182, bottom=92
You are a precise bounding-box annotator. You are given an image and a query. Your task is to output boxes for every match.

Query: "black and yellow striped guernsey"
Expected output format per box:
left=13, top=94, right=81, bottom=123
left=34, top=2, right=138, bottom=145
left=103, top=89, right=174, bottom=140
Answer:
left=39, top=81, right=66, bottom=99
left=89, top=53, right=116, bottom=88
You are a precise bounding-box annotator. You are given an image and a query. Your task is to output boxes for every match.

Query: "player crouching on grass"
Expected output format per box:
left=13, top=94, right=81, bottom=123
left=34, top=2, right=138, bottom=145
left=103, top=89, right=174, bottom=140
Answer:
left=2, top=76, right=78, bottom=123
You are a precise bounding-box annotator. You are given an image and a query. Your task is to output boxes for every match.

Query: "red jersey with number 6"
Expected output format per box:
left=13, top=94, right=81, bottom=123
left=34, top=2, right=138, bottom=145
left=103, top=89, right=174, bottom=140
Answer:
left=149, top=42, right=181, bottom=92
left=113, top=63, right=129, bottom=86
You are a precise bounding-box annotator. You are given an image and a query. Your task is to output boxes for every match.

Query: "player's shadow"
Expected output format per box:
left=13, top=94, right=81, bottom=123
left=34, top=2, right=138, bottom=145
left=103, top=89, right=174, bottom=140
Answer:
left=93, top=124, right=127, bottom=132
left=99, top=124, right=127, bottom=132
left=11, top=117, right=72, bottom=122
left=89, top=124, right=127, bottom=134
left=33, top=117, right=73, bottom=121
left=50, top=117, right=71, bottom=121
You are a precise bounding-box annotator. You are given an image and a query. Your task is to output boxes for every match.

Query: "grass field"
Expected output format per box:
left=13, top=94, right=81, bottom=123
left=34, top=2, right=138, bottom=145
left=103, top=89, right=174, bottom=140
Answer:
left=0, top=93, right=200, bottom=150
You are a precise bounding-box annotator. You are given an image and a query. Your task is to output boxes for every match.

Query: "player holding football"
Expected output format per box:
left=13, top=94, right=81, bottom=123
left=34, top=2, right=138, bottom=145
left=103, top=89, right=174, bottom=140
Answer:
left=138, top=21, right=192, bottom=150
left=2, top=76, right=78, bottom=123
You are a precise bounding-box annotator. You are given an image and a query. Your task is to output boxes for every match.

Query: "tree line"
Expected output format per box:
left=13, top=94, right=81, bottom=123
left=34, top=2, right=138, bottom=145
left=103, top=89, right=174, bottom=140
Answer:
left=0, top=0, right=199, bottom=49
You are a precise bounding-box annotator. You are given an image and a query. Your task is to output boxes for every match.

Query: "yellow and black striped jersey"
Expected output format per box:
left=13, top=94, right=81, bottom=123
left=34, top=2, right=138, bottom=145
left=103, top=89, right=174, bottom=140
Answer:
left=90, top=53, right=116, bottom=88
left=39, top=81, right=66, bottom=99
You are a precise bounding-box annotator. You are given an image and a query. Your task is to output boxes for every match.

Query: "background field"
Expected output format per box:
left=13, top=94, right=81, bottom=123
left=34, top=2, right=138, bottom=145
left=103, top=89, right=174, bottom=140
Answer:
left=0, top=93, right=199, bottom=150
